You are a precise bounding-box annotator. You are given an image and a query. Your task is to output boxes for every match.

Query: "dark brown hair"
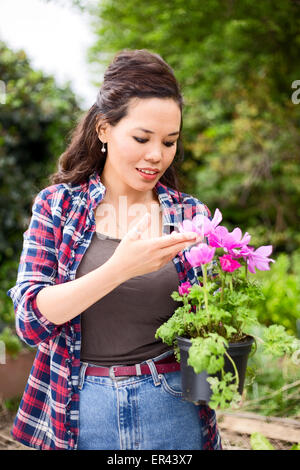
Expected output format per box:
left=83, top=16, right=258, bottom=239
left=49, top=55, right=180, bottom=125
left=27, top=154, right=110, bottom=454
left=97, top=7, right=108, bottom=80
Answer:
left=49, top=49, right=185, bottom=193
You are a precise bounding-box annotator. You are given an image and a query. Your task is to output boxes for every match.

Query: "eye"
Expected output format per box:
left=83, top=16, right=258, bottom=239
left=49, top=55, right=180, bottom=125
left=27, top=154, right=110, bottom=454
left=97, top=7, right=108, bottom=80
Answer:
left=164, top=141, right=176, bottom=147
left=134, top=137, right=148, bottom=144
left=133, top=137, right=176, bottom=147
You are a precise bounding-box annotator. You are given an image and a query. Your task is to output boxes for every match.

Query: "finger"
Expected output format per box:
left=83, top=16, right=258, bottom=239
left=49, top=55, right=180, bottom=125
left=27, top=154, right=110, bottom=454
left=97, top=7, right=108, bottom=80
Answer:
left=163, top=240, right=195, bottom=264
left=155, top=231, right=198, bottom=248
left=162, top=244, right=193, bottom=262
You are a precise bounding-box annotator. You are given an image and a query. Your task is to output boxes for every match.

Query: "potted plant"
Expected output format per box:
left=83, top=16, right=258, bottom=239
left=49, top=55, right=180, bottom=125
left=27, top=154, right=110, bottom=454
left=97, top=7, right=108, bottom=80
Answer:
left=155, top=209, right=300, bottom=410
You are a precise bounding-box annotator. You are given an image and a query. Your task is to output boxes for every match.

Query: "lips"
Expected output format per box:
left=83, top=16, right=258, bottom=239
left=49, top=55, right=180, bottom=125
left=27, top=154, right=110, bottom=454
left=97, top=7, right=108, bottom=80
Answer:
left=136, top=168, right=159, bottom=180
left=136, top=168, right=159, bottom=174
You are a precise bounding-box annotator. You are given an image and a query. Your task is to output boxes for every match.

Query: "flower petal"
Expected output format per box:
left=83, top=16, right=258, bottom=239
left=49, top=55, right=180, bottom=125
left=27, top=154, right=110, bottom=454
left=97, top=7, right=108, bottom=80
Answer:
left=231, top=227, right=242, bottom=242
left=179, top=220, right=195, bottom=233
left=255, top=245, right=273, bottom=257
left=247, top=259, right=256, bottom=273
left=212, top=208, right=222, bottom=228
left=240, top=232, right=251, bottom=246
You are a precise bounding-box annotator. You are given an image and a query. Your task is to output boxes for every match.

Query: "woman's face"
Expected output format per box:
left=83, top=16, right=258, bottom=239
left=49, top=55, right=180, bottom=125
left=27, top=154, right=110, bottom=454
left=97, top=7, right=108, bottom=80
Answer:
left=97, top=97, right=181, bottom=196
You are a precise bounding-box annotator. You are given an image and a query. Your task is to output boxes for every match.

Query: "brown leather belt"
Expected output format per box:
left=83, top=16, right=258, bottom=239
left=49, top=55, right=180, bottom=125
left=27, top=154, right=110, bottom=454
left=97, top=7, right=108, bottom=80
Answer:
left=85, top=355, right=180, bottom=379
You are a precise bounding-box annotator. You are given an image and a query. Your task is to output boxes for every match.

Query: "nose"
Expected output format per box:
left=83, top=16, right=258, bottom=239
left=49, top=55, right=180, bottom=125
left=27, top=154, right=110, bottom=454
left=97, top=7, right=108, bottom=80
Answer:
left=144, top=144, right=163, bottom=163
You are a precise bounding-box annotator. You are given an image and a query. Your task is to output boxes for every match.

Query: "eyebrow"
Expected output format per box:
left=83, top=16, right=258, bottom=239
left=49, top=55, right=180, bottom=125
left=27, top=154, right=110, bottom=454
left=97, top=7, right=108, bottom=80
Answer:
left=134, top=127, right=180, bottom=136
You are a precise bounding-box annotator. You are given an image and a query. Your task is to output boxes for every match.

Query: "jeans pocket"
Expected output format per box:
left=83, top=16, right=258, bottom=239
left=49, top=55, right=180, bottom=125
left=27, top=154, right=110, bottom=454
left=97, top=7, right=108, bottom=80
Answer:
left=159, top=371, right=183, bottom=398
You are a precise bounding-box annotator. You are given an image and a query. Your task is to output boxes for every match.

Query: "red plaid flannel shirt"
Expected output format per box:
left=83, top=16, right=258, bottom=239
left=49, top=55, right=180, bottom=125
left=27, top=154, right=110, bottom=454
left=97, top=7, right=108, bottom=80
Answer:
left=7, top=171, right=222, bottom=450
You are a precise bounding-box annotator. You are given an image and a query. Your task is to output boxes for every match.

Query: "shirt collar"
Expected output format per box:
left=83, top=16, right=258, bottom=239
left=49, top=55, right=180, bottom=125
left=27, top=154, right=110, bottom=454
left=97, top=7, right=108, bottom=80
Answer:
left=81, top=170, right=182, bottom=233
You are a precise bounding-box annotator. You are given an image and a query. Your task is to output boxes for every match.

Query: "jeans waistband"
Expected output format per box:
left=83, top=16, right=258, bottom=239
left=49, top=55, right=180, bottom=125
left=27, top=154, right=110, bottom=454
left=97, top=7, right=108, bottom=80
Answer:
left=78, top=349, right=175, bottom=390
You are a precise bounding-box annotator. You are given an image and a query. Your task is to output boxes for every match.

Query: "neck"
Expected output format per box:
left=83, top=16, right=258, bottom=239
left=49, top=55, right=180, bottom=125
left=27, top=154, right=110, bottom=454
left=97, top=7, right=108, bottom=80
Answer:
left=100, top=170, right=159, bottom=208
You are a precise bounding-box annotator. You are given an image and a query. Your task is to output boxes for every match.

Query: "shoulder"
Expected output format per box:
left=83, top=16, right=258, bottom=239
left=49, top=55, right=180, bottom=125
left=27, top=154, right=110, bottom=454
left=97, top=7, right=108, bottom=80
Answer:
left=31, top=182, right=79, bottom=221
left=34, top=180, right=82, bottom=207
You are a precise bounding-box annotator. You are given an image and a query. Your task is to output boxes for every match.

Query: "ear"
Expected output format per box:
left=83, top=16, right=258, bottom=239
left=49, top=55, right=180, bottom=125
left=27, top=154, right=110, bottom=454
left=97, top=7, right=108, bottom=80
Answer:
left=95, top=119, right=109, bottom=141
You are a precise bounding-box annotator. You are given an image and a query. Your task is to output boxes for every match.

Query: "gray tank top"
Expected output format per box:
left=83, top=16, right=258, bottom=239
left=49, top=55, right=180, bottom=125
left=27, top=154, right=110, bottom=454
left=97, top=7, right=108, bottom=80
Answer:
left=76, top=231, right=179, bottom=366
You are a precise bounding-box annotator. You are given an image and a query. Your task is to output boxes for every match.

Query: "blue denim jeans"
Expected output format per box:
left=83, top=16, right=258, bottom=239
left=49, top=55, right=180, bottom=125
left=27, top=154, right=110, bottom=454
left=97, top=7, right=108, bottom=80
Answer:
left=76, top=350, right=203, bottom=450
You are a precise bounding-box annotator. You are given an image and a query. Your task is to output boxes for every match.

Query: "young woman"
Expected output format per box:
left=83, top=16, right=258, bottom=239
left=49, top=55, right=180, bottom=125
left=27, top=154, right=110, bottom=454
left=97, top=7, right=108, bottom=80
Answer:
left=7, top=49, right=222, bottom=450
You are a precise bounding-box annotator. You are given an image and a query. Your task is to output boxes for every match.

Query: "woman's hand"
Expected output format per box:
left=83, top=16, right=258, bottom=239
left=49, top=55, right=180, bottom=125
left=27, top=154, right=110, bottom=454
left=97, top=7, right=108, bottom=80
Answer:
left=110, top=212, right=199, bottom=280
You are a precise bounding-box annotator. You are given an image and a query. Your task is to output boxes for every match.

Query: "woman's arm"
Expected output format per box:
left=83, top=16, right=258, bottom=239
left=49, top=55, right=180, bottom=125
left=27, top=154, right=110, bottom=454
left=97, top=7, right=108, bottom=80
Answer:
left=7, top=189, right=130, bottom=345
left=36, top=257, right=128, bottom=325
left=7, top=190, right=60, bottom=346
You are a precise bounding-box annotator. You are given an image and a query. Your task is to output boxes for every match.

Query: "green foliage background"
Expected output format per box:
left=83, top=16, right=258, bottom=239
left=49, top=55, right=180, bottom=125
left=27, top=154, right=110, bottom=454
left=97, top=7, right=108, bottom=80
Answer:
left=0, top=41, right=82, bottom=334
left=85, top=0, right=300, bottom=253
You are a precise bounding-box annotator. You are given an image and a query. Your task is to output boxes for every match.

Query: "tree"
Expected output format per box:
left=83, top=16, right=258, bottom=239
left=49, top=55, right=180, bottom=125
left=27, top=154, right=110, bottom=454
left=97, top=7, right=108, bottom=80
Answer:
left=0, top=41, right=82, bottom=327
left=85, top=0, right=300, bottom=252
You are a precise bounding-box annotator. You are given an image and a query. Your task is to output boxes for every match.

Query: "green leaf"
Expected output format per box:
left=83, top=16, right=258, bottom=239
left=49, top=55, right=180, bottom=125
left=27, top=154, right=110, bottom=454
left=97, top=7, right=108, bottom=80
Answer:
left=290, top=443, right=300, bottom=450
left=250, top=432, right=275, bottom=450
left=187, top=334, right=227, bottom=374
left=207, top=373, right=241, bottom=409
left=262, top=325, right=300, bottom=358
left=171, top=291, right=185, bottom=302
left=155, top=306, right=187, bottom=345
left=0, top=326, right=22, bottom=358
left=223, top=325, right=237, bottom=338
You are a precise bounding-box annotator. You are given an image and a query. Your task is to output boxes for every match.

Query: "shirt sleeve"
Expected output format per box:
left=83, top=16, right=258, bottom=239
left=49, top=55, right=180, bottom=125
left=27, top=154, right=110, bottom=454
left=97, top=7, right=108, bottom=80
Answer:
left=6, top=189, right=61, bottom=347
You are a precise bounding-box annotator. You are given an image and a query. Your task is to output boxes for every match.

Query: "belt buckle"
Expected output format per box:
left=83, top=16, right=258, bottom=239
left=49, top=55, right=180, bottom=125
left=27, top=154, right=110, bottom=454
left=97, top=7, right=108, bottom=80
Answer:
left=109, top=365, right=126, bottom=380
left=109, top=365, right=117, bottom=379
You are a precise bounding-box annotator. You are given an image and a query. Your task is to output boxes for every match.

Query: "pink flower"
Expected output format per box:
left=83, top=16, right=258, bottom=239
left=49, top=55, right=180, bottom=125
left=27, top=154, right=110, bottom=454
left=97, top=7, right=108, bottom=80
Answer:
left=178, top=219, right=200, bottom=235
left=185, top=243, right=216, bottom=267
left=192, top=208, right=223, bottom=237
left=244, top=245, right=275, bottom=274
left=219, top=254, right=242, bottom=273
left=178, top=208, right=222, bottom=239
left=228, top=245, right=252, bottom=258
left=208, top=226, right=251, bottom=251
left=178, top=281, right=192, bottom=296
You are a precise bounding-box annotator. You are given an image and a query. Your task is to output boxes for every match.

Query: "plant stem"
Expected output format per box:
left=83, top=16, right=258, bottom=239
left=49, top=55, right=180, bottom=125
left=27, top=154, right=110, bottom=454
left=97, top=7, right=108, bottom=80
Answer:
left=220, top=269, right=225, bottom=303
left=193, top=300, right=201, bottom=337
left=224, top=350, right=239, bottom=389
left=242, top=379, right=300, bottom=407
left=202, top=263, right=209, bottom=312
left=245, top=262, right=248, bottom=280
left=248, top=333, right=265, bottom=345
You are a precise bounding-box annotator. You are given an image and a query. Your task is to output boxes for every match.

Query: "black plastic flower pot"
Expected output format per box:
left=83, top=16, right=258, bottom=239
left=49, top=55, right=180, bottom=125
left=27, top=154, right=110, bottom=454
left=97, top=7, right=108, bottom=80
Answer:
left=177, top=335, right=255, bottom=404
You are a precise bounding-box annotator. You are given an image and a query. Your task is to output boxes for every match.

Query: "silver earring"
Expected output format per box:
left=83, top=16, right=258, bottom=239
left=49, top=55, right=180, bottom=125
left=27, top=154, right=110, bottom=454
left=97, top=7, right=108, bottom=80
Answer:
left=101, top=142, right=106, bottom=153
